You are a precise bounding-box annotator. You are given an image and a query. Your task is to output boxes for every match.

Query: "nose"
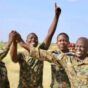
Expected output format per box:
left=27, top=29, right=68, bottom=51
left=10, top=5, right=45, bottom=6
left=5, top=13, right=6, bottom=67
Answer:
left=60, top=40, right=65, bottom=44
left=31, top=37, right=36, bottom=41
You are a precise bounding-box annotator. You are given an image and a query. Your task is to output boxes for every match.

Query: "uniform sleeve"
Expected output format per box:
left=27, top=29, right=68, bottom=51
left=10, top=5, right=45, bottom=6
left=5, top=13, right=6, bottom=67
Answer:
left=30, top=47, right=65, bottom=64
left=0, top=49, right=8, bottom=61
left=30, top=47, right=53, bottom=62
left=38, top=49, right=68, bottom=66
left=53, top=53, right=71, bottom=69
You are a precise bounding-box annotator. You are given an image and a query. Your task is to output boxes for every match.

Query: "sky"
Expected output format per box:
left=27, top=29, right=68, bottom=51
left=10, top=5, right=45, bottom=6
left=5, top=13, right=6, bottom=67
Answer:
left=0, top=0, right=88, bottom=43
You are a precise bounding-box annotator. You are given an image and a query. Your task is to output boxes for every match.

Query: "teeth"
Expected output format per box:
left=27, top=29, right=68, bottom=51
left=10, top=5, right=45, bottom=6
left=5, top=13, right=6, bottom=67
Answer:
left=76, top=51, right=81, bottom=54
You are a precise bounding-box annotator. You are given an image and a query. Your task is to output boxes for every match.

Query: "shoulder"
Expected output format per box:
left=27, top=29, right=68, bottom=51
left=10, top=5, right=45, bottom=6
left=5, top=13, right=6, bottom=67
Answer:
left=18, top=50, right=30, bottom=60
left=52, top=50, right=65, bottom=60
left=18, top=49, right=29, bottom=55
left=64, top=52, right=75, bottom=61
left=65, top=52, right=75, bottom=57
left=38, top=42, right=48, bottom=50
left=52, top=50, right=61, bottom=55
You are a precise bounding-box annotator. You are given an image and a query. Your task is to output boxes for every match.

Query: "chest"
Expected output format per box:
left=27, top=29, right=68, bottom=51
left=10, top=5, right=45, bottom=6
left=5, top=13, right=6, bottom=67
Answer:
left=66, top=58, right=88, bottom=76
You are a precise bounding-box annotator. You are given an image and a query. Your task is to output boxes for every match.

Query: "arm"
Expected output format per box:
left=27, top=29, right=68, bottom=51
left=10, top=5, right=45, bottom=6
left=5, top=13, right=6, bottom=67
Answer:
left=29, top=47, right=64, bottom=65
left=15, top=4, right=61, bottom=51
left=40, top=3, right=61, bottom=49
left=10, top=39, right=18, bottom=63
left=30, top=47, right=55, bottom=62
left=10, top=31, right=30, bottom=63
left=0, top=31, right=15, bottom=61
left=16, top=32, right=30, bottom=51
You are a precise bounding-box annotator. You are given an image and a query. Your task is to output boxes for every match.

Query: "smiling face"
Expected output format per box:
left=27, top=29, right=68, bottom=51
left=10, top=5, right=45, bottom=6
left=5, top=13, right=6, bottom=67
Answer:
left=26, top=33, right=38, bottom=47
left=75, top=37, right=88, bottom=59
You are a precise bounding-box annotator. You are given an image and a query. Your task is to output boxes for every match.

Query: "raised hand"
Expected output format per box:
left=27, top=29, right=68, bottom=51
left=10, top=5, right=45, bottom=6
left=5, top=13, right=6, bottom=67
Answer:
left=9, top=30, right=22, bottom=43
left=55, top=3, right=61, bottom=17
left=15, top=32, right=22, bottom=42
left=9, top=30, right=17, bottom=42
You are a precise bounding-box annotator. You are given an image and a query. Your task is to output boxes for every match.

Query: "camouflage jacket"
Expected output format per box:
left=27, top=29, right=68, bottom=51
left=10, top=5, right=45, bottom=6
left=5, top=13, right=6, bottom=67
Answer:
left=30, top=48, right=88, bottom=88
left=18, top=43, right=48, bottom=88
left=53, top=52, right=88, bottom=88
left=51, top=51, right=70, bottom=88
left=0, top=49, right=10, bottom=88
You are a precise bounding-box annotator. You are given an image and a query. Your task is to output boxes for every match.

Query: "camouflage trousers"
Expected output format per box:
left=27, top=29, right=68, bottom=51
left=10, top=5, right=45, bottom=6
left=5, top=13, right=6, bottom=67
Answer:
left=0, top=62, right=10, bottom=88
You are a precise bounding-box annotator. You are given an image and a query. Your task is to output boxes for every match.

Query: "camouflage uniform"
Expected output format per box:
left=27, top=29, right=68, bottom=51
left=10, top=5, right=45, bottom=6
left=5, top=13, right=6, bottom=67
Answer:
left=50, top=51, right=70, bottom=88
left=53, top=52, right=88, bottom=88
left=0, top=49, right=10, bottom=88
left=18, top=43, right=47, bottom=88
left=30, top=48, right=88, bottom=88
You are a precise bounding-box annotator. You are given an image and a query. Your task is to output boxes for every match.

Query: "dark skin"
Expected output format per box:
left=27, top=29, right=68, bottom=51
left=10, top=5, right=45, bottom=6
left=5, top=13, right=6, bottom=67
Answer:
left=75, top=37, right=88, bottom=60
left=29, top=37, right=88, bottom=62
left=16, top=3, right=61, bottom=49
left=56, top=34, right=69, bottom=53
left=10, top=3, right=61, bottom=63
left=0, top=31, right=16, bottom=61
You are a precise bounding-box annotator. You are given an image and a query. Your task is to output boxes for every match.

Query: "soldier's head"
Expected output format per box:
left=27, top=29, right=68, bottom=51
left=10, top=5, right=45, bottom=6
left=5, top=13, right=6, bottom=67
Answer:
left=56, top=32, right=70, bottom=52
left=75, top=37, right=88, bottom=59
left=26, top=33, right=38, bottom=47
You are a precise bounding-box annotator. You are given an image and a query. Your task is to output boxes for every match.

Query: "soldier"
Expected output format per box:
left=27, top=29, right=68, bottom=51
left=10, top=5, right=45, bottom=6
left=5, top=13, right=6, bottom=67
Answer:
left=10, top=3, right=61, bottom=88
left=28, top=32, right=71, bottom=88
left=29, top=37, right=88, bottom=88
left=51, top=33, right=71, bottom=88
left=0, top=31, right=16, bottom=88
left=15, top=10, right=70, bottom=88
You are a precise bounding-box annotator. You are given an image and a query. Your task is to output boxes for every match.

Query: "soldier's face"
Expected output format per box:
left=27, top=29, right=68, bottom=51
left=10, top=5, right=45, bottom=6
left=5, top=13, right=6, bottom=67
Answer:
left=26, top=34, right=38, bottom=47
left=75, top=39, right=88, bottom=58
left=56, top=35, right=69, bottom=52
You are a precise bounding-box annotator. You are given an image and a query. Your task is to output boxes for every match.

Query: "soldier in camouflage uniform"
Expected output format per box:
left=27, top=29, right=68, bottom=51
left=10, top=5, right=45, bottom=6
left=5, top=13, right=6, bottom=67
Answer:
left=10, top=4, right=61, bottom=88
left=0, top=31, right=16, bottom=88
left=29, top=37, right=88, bottom=88
left=29, top=33, right=71, bottom=88
left=50, top=33, right=71, bottom=88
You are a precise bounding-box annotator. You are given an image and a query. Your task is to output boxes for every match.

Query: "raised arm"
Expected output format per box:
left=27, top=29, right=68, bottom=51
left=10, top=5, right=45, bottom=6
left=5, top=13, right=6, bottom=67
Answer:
left=14, top=4, right=61, bottom=51
left=10, top=31, right=30, bottom=63
left=0, top=31, right=16, bottom=61
left=40, top=3, right=61, bottom=49
left=10, top=36, right=18, bottom=63
left=16, top=32, right=30, bottom=51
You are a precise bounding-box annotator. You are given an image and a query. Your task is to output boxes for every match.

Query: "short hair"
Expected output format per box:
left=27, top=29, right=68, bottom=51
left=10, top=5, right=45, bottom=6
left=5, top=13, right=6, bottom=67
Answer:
left=76, top=37, right=88, bottom=45
left=57, top=32, right=69, bottom=42
left=27, top=32, right=38, bottom=40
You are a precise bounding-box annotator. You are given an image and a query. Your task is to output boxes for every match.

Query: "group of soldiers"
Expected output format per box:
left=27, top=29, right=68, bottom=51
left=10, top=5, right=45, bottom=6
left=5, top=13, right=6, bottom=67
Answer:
left=0, top=4, right=88, bottom=88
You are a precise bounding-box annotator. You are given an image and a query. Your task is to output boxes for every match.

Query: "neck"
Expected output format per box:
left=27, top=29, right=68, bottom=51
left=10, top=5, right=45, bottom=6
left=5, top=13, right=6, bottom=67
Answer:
left=62, top=49, right=69, bottom=53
